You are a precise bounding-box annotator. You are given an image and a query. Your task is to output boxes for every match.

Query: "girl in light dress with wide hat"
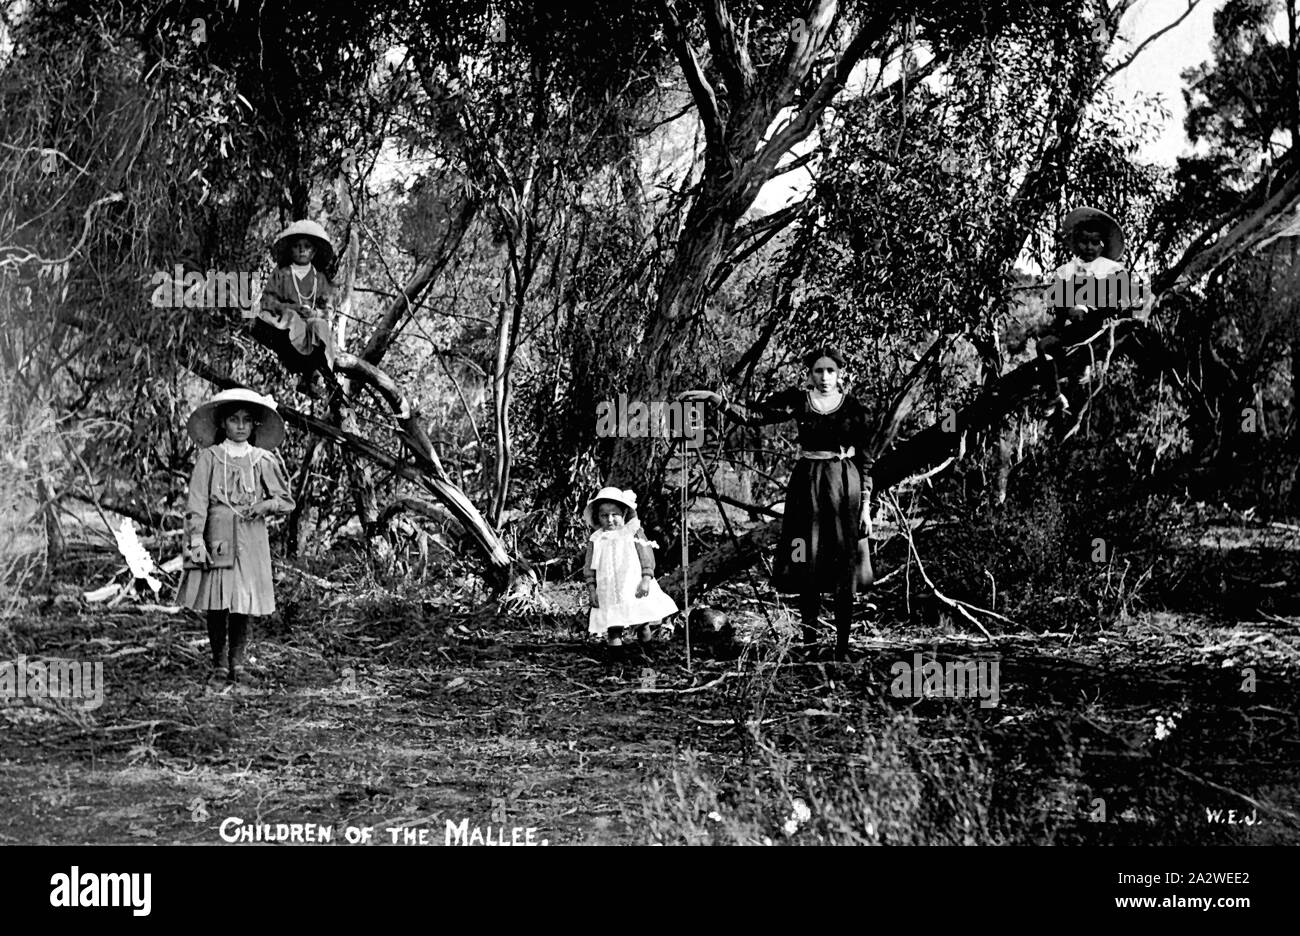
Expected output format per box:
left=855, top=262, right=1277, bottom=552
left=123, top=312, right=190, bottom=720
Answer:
left=178, top=388, right=295, bottom=684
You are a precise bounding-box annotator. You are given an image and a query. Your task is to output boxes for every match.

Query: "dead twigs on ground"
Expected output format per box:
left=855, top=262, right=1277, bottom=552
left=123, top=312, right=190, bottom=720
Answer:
left=885, top=494, right=1023, bottom=639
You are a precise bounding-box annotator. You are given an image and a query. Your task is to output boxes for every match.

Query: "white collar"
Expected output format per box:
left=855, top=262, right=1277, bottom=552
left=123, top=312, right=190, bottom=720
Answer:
left=591, top=518, right=641, bottom=541
left=1074, top=256, right=1121, bottom=272
left=808, top=390, right=844, bottom=414
left=221, top=440, right=253, bottom=458
left=291, top=263, right=313, bottom=278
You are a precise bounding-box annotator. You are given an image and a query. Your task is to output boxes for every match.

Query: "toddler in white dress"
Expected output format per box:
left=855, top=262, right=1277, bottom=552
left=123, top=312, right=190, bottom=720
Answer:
left=582, top=487, right=679, bottom=648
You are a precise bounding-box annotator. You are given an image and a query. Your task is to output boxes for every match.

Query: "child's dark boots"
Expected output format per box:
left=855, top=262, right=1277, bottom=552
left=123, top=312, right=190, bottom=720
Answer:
left=227, top=613, right=249, bottom=683
left=206, top=610, right=228, bottom=683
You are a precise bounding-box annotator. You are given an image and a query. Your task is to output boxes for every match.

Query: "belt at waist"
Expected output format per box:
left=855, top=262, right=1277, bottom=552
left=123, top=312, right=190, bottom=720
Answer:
left=799, top=446, right=855, bottom=461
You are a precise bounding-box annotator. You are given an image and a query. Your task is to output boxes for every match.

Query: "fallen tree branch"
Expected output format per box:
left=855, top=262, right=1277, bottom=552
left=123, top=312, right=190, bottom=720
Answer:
left=886, top=494, right=1000, bottom=639
left=632, top=670, right=742, bottom=695
left=657, top=516, right=782, bottom=602
left=65, top=491, right=170, bottom=531
left=709, top=492, right=782, bottom=519
left=274, top=562, right=344, bottom=593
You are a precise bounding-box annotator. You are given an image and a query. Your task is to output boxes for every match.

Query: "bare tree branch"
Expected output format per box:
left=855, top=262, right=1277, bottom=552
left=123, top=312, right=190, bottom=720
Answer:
left=1097, top=0, right=1202, bottom=88
left=708, top=200, right=810, bottom=293
left=1157, top=158, right=1300, bottom=293
left=751, top=8, right=895, bottom=193
left=359, top=194, right=479, bottom=366
left=0, top=192, right=123, bottom=269
left=658, top=0, right=726, bottom=157
left=703, top=0, right=756, bottom=103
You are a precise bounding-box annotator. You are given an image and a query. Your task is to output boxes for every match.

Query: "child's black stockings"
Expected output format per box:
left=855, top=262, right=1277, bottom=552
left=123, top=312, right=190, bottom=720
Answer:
left=801, top=588, right=854, bottom=658
left=206, top=610, right=227, bottom=668
left=227, top=614, right=249, bottom=676
left=800, top=591, right=822, bottom=645
left=833, top=585, right=853, bottom=659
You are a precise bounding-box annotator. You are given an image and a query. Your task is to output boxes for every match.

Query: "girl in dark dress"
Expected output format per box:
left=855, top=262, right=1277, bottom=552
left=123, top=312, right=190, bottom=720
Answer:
left=681, top=347, right=873, bottom=658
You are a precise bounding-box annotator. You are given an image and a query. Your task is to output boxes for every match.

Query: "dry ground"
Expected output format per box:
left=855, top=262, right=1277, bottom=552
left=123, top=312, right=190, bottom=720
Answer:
left=2, top=519, right=1298, bottom=846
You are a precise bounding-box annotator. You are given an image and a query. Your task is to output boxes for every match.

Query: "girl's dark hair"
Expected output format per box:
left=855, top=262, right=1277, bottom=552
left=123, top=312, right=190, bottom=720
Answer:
left=213, top=403, right=261, bottom=444
left=803, top=345, right=847, bottom=371
left=1072, top=222, right=1107, bottom=241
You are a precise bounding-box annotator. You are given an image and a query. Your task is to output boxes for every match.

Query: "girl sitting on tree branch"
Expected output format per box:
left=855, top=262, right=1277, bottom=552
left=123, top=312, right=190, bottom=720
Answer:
left=253, top=219, right=340, bottom=399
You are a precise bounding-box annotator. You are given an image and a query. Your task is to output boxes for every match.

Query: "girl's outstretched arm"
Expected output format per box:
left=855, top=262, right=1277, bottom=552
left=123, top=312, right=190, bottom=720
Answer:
left=677, top=387, right=800, bottom=427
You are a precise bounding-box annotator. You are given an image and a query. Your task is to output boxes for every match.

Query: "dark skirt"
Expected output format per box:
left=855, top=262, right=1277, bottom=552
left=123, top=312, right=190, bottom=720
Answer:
left=772, top=457, right=862, bottom=595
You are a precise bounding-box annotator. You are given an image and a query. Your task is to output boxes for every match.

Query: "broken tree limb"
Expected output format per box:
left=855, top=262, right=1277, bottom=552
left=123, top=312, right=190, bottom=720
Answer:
left=710, top=492, right=782, bottom=519
left=65, top=491, right=170, bottom=532
left=333, top=351, right=452, bottom=483
left=658, top=515, right=781, bottom=603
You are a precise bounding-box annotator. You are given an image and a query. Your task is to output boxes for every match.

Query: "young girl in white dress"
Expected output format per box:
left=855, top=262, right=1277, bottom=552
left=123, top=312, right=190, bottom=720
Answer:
left=582, top=487, right=679, bottom=649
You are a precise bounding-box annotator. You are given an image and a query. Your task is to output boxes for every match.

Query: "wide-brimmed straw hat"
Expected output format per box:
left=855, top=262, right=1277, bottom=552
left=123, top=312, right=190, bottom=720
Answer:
left=582, top=486, right=638, bottom=528
left=273, top=219, right=335, bottom=270
left=1061, top=206, right=1125, bottom=261
left=186, top=388, right=286, bottom=450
